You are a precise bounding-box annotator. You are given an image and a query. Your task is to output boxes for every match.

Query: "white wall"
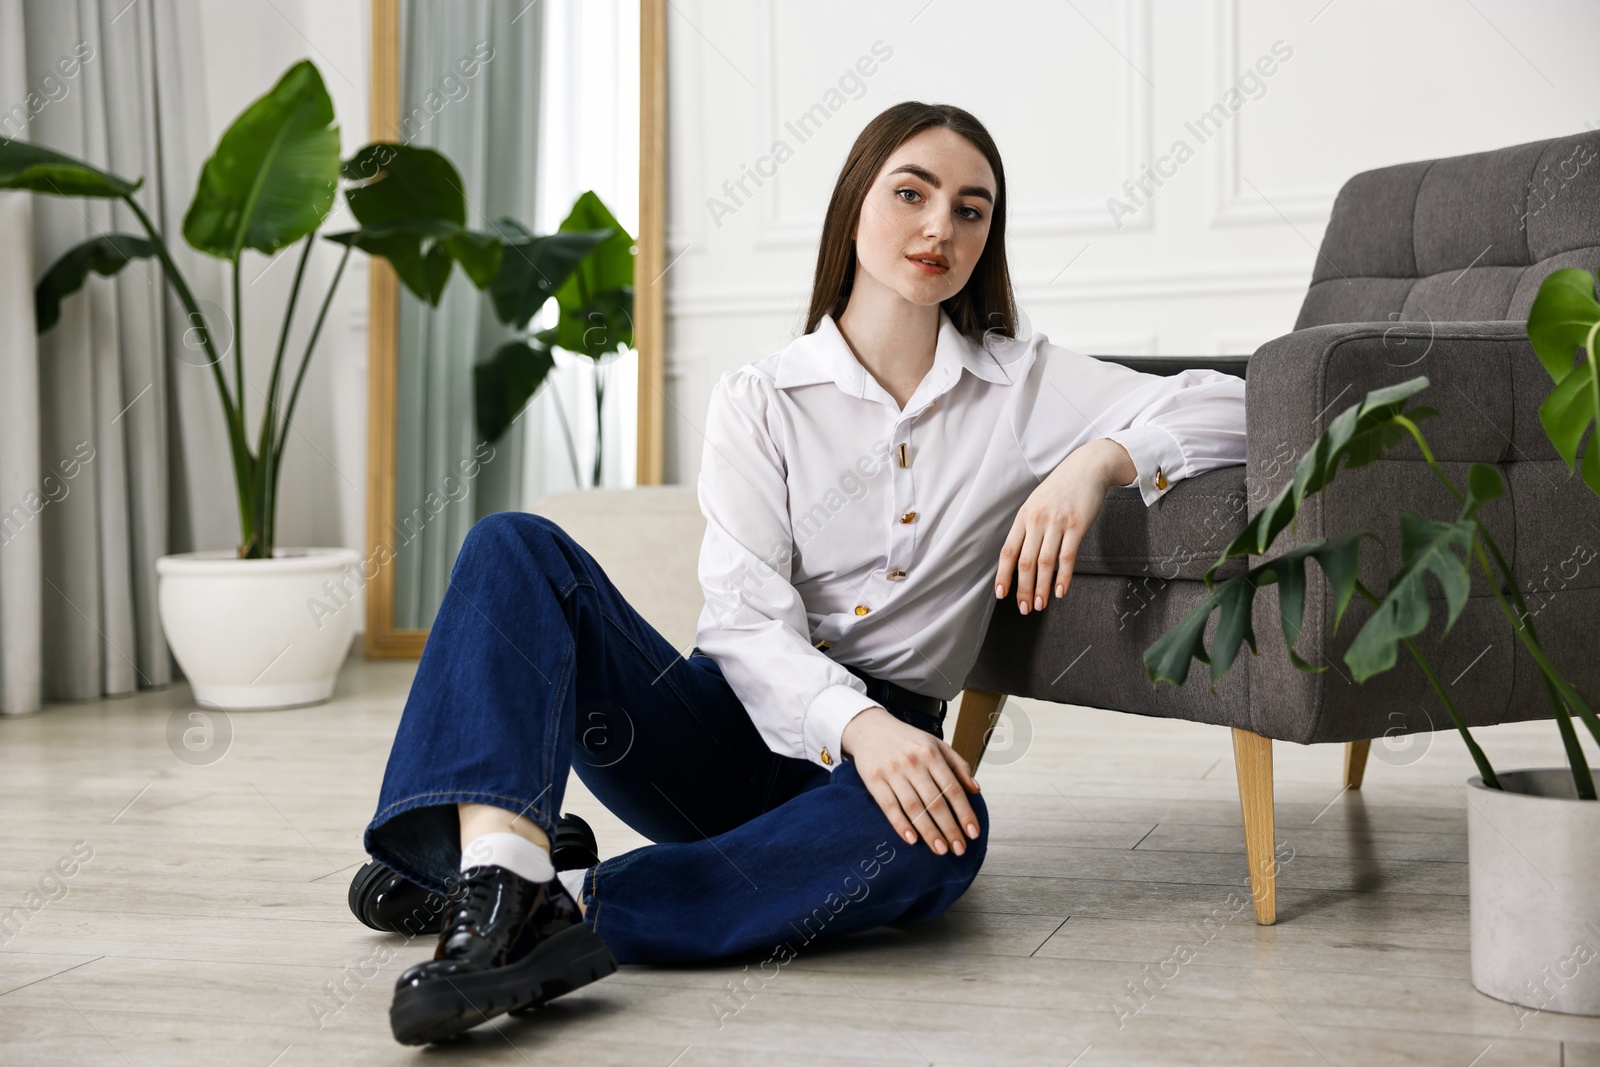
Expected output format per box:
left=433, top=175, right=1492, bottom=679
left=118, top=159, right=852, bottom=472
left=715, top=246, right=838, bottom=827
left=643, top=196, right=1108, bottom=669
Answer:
left=662, top=0, right=1600, bottom=483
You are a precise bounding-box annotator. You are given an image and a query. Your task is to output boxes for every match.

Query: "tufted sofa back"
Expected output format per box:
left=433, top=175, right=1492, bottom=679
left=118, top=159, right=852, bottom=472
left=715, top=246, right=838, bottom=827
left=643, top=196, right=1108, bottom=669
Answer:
left=1294, top=132, right=1600, bottom=331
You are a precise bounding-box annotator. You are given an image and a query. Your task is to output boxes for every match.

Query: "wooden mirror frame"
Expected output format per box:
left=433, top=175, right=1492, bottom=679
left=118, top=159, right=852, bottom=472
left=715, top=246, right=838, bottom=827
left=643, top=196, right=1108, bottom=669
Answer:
left=363, top=0, right=668, bottom=657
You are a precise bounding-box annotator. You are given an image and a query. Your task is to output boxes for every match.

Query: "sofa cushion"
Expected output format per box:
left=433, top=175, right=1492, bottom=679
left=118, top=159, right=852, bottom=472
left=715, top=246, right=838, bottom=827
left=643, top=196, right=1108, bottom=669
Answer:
left=1075, top=465, right=1249, bottom=581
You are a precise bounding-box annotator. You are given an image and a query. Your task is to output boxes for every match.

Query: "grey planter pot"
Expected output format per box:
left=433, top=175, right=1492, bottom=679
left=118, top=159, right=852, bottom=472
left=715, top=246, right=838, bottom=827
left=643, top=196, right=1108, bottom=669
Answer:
left=1468, top=769, right=1600, bottom=1017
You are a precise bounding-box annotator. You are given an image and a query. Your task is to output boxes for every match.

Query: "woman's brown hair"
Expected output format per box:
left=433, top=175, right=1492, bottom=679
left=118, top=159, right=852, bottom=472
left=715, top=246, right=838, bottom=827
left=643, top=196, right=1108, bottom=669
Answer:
left=804, top=101, right=1017, bottom=343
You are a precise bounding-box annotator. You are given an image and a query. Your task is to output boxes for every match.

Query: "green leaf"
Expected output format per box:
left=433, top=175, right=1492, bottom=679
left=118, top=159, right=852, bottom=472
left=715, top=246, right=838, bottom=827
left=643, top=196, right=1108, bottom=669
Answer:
left=1144, top=532, right=1375, bottom=691
left=475, top=339, right=556, bottom=442
left=34, top=234, right=158, bottom=332
left=1527, top=269, right=1600, bottom=498
left=551, top=191, right=635, bottom=357
left=0, top=137, right=142, bottom=197
left=1202, top=377, right=1434, bottom=588
left=442, top=229, right=503, bottom=289
left=550, top=286, right=634, bottom=359
left=1527, top=268, right=1600, bottom=382
left=1343, top=463, right=1503, bottom=681
left=325, top=226, right=453, bottom=305
left=336, top=146, right=511, bottom=298
left=183, top=59, right=340, bottom=259
left=342, top=143, right=465, bottom=229
left=488, top=228, right=614, bottom=330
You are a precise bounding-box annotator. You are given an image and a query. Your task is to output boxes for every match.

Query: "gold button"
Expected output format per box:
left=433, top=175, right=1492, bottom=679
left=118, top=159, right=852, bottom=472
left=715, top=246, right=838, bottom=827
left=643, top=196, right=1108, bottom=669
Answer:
left=854, top=604, right=870, bottom=616
left=886, top=569, right=907, bottom=581
left=820, top=746, right=833, bottom=765
left=896, top=443, right=910, bottom=467
left=900, top=511, right=917, bottom=523
left=1155, top=467, right=1168, bottom=490
left=814, top=639, right=832, bottom=651
left=924, top=398, right=937, bottom=413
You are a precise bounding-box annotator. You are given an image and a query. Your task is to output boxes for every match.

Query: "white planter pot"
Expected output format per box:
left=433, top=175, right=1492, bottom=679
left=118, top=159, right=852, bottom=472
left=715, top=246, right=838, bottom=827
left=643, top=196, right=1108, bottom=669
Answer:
left=1468, top=769, right=1600, bottom=1017
left=156, top=547, right=362, bottom=710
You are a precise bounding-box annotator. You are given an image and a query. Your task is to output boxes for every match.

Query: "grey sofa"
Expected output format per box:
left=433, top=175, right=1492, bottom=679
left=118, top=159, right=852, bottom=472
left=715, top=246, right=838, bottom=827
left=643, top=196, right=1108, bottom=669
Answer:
left=952, top=132, right=1600, bottom=925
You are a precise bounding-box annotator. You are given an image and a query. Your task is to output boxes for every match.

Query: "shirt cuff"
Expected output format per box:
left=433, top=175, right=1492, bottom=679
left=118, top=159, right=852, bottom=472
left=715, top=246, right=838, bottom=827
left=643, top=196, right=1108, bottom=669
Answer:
left=803, top=683, right=881, bottom=771
left=1102, top=425, right=1186, bottom=507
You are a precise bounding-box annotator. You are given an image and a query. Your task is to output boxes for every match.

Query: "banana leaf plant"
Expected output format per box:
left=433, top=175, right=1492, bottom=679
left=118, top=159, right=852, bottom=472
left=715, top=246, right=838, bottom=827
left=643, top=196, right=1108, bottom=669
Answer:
left=473, top=190, right=635, bottom=488
left=2, top=59, right=609, bottom=558
left=1145, top=267, right=1600, bottom=798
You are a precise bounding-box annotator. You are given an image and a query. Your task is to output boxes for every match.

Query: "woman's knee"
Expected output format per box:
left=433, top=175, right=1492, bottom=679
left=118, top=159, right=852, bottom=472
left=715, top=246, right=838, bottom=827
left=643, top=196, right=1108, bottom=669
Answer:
left=458, top=511, right=578, bottom=577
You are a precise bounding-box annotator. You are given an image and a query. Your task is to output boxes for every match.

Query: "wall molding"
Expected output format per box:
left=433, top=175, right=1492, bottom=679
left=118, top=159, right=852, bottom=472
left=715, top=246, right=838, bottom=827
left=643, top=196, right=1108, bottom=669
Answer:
left=1209, top=0, right=1336, bottom=228
left=751, top=0, right=1155, bottom=248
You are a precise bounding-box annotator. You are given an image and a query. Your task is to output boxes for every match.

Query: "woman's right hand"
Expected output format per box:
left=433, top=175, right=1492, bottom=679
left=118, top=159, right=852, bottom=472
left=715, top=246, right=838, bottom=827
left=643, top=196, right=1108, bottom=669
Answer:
left=840, top=706, right=982, bottom=856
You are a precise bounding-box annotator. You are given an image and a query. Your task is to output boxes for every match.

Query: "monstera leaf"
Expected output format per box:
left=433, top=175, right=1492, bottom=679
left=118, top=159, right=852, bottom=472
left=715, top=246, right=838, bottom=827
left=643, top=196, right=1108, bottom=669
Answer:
left=1527, top=268, right=1600, bottom=496
left=475, top=338, right=556, bottom=442
left=34, top=234, right=157, bottom=331
left=1143, top=531, right=1375, bottom=691
left=1343, top=463, right=1504, bottom=680
left=1203, top=377, right=1437, bottom=587
left=182, top=59, right=340, bottom=259
left=333, top=143, right=505, bottom=303
left=0, top=137, right=141, bottom=197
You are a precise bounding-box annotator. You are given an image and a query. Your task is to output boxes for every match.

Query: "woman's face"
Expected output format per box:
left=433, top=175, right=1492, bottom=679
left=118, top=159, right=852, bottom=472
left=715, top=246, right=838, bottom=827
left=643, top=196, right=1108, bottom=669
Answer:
left=850, top=127, right=996, bottom=308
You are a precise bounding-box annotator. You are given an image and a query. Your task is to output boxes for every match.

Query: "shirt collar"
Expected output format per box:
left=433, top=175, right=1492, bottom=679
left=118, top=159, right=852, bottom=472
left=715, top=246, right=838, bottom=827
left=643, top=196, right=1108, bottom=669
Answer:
left=773, top=307, right=1022, bottom=397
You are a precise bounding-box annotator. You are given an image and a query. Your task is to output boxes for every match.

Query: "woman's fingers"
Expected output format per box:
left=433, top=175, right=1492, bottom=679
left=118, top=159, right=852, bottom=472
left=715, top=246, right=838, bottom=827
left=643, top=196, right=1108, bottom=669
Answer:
left=1056, top=528, right=1082, bottom=602
left=939, top=740, right=982, bottom=800
left=864, top=775, right=919, bottom=846
left=994, top=514, right=1026, bottom=600
left=1014, top=520, right=1046, bottom=614
left=887, top=769, right=947, bottom=855
left=907, top=763, right=968, bottom=855
left=1033, top=522, right=1064, bottom=611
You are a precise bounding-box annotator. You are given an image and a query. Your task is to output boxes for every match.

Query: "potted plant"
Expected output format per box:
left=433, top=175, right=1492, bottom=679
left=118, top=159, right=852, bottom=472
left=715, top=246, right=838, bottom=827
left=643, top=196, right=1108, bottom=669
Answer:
left=0, top=60, right=615, bottom=709
left=1145, top=267, right=1600, bottom=1015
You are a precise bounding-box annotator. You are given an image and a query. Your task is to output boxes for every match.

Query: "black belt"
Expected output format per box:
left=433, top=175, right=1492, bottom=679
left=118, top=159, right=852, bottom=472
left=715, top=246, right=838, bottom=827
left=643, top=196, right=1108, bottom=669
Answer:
left=841, top=663, right=947, bottom=740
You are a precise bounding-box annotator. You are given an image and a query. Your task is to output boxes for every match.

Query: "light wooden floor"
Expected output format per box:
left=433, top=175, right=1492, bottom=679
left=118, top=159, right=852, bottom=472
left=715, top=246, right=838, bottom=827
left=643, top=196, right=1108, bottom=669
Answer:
left=5, top=658, right=1600, bottom=1065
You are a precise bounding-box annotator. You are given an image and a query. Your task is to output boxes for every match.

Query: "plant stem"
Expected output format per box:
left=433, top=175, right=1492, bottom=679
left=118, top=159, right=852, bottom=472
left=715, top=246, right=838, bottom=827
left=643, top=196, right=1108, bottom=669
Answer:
left=545, top=373, right=583, bottom=489
left=256, top=234, right=316, bottom=559
left=121, top=193, right=256, bottom=555
left=268, top=242, right=352, bottom=551
left=592, top=364, right=605, bottom=487
left=1545, top=672, right=1596, bottom=799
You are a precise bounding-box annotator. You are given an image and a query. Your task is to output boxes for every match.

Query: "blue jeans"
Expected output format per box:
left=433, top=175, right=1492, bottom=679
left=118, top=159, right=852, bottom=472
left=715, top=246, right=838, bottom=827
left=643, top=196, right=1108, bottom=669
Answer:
left=364, top=511, right=988, bottom=965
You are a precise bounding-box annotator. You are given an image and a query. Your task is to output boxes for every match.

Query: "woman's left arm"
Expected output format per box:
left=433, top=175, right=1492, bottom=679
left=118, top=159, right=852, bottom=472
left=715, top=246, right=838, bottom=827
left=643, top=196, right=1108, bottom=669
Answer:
left=995, top=343, right=1247, bottom=614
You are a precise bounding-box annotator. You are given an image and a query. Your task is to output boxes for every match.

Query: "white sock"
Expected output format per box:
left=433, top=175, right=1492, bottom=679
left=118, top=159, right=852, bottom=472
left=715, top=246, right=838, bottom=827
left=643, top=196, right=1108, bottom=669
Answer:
left=556, top=866, right=590, bottom=904
left=460, top=831, right=555, bottom=884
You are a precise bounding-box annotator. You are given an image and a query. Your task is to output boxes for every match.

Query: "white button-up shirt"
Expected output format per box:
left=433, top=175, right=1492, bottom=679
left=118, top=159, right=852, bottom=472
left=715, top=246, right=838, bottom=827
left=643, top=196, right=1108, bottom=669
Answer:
left=694, top=307, right=1247, bottom=771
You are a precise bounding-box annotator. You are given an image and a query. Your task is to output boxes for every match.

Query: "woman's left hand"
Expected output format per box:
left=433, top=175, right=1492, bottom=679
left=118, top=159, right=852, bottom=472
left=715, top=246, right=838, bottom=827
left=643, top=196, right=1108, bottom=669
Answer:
left=994, top=438, right=1135, bottom=615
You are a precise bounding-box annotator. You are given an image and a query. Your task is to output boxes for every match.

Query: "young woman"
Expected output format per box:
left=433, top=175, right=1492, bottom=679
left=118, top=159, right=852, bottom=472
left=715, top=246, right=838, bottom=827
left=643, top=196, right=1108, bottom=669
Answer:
left=356, top=101, right=1247, bottom=1045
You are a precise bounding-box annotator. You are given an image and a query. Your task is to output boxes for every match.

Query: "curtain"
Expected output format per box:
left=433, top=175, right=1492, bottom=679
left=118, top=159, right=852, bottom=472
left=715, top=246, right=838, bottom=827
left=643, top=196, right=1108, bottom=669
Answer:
left=390, top=0, right=546, bottom=631
left=0, top=0, right=230, bottom=714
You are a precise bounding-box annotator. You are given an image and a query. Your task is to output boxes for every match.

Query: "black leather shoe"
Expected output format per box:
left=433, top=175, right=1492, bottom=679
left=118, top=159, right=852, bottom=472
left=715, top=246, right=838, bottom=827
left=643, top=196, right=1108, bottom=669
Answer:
left=551, top=812, right=600, bottom=871
left=348, top=860, right=451, bottom=937
left=351, top=812, right=602, bottom=936
left=389, top=864, right=617, bottom=1045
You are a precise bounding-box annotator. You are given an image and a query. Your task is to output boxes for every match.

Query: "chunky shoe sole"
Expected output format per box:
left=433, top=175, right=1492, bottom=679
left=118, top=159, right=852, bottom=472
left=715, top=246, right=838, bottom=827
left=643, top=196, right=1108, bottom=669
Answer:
left=390, top=924, right=618, bottom=1045
left=348, top=861, right=449, bottom=936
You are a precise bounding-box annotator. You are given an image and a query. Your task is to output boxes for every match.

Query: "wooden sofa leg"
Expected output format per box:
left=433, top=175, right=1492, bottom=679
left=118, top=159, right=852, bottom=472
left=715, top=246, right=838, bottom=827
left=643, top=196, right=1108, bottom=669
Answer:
left=1344, top=739, right=1371, bottom=789
left=1232, top=727, right=1276, bottom=925
left=952, top=689, right=1007, bottom=772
